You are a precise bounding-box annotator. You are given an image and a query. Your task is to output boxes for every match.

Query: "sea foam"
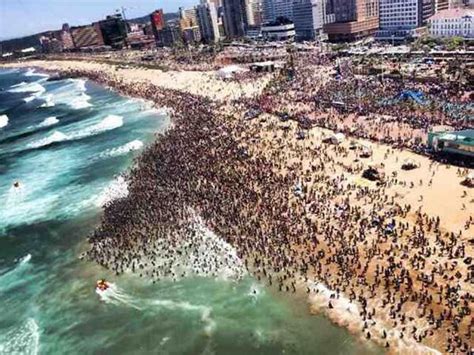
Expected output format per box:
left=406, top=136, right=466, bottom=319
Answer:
left=27, top=131, right=69, bottom=149
left=95, top=176, right=129, bottom=207
left=9, top=82, right=46, bottom=94
left=38, top=116, right=59, bottom=127
left=0, top=318, right=39, bottom=355
left=0, top=114, right=8, bottom=129
left=99, top=140, right=143, bottom=159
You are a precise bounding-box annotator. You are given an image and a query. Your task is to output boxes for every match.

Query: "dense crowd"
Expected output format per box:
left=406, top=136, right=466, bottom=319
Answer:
left=259, top=53, right=473, bottom=155
left=56, top=50, right=474, bottom=354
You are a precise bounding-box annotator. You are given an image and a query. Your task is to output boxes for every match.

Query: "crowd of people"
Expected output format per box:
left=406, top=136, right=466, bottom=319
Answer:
left=258, top=52, right=472, bottom=156
left=53, top=48, right=474, bottom=354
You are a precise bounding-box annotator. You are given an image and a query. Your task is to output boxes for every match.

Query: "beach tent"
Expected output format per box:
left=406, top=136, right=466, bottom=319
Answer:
left=217, top=65, right=246, bottom=79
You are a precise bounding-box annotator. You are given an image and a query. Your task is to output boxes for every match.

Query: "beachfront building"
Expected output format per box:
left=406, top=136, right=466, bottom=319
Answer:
left=70, top=24, right=105, bottom=48
left=376, top=0, right=433, bottom=41
left=428, top=8, right=474, bottom=38
left=97, top=14, right=128, bottom=49
left=434, top=0, right=450, bottom=13
left=60, top=24, right=74, bottom=50
left=428, top=129, right=474, bottom=158
left=150, top=9, right=166, bottom=46
left=246, top=0, right=264, bottom=26
left=197, top=1, right=222, bottom=43
left=261, top=17, right=296, bottom=40
left=292, top=0, right=324, bottom=40
left=180, top=7, right=202, bottom=43
left=323, top=0, right=379, bottom=41
left=223, top=0, right=248, bottom=38
left=262, top=0, right=294, bottom=22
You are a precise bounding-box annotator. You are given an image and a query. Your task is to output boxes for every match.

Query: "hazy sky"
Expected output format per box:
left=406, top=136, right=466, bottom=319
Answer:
left=0, top=0, right=197, bottom=40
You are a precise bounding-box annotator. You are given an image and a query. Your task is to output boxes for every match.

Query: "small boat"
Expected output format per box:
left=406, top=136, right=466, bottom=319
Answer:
left=13, top=181, right=21, bottom=188
left=96, top=279, right=109, bottom=291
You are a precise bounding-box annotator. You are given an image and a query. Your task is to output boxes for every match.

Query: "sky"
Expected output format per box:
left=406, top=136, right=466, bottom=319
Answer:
left=0, top=0, right=197, bottom=40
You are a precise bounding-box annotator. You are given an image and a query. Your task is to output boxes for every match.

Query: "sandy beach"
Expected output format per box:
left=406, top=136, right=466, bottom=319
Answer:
left=3, top=56, right=472, bottom=354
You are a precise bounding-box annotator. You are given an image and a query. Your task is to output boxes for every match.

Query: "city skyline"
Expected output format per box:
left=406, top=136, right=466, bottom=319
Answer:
left=0, top=0, right=198, bottom=40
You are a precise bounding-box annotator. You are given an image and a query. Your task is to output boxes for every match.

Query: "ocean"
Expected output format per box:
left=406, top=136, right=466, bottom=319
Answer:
left=0, top=68, right=381, bottom=355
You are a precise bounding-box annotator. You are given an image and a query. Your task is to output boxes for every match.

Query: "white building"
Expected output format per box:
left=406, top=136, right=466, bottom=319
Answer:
left=292, top=0, right=324, bottom=40
left=261, top=18, right=296, bottom=40
left=428, top=8, right=474, bottom=38
left=376, top=0, right=433, bottom=40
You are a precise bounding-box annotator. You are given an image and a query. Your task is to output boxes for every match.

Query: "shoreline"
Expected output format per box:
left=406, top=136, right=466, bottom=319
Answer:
left=3, top=60, right=471, bottom=354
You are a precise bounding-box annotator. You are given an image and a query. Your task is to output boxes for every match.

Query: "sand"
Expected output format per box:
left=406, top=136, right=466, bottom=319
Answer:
left=3, top=58, right=472, bottom=354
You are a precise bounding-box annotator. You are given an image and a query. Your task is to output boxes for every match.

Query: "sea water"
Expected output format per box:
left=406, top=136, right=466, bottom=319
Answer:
left=0, top=68, right=382, bottom=355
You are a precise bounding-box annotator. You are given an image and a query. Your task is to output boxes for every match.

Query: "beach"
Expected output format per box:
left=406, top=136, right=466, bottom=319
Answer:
left=3, top=54, right=472, bottom=354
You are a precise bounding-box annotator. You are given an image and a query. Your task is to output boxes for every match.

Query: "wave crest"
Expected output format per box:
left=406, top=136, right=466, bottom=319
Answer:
left=0, top=114, right=8, bottom=129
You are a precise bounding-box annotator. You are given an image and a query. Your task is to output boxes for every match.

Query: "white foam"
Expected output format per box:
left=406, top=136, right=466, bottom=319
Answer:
left=38, top=116, right=59, bottom=127
left=0, top=114, right=8, bottom=129
left=10, top=81, right=27, bottom=88
left=88, top=115, right=123, bottom=134
left=23, top=95, right=38, bottom=103
left=19, top=254, right=32, bottom=265
left=24, top=68, right=48, bottom=78
left=9, top=82, right=45, bottom=95
left=0, top=318, right=40, bottom=355
left=96, top=283, right=142, bottom=310
left=27, top=131, right=69, bottom=149
left=97, top=283, right=216, bottom=335
left=95, top=176, right=129, bottom=207
left=39, top=95, right=55, bottom=108
left=69, top=93, right=92, bottom=110
left=99, top=140, right=143, bottom=159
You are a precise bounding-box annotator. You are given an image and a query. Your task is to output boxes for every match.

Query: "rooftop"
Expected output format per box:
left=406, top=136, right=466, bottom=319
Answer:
left=429, top=8, right=474, bottom=21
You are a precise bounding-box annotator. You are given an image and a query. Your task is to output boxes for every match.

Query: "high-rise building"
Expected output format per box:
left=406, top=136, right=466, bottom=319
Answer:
left=246, top=0, right=264, bottom=26
left=263, top=0, right=294, bottom=22
left=161, top=24, right=183, bottom=46
left=197, top=1, right=221, bottom=43
left=57, top=23, right=74, bottom=50
left=70, top=24, right=104, bottom=48
left=434, top=0, right=449, bottom=13
left=223, top=0, right=248, bottom=37
left=323, top=0, right=379, bottom=41
left=179, top=7, right=202, bottom=43
left=292, top=0, right=324, bottom=40
left=150, top=9, right=166, bottom=45
left=97, top=14, right=128, bottom=48
left=376, top=0, right=433, bottom=40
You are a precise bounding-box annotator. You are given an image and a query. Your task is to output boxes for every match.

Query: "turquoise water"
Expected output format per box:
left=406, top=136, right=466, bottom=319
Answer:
left=0, top=68, right=381, bottom=355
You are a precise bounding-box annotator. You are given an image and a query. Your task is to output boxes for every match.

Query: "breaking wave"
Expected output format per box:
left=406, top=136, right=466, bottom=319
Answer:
left=39, top=95, right=55, bottom=108
left=99, top=139, right=143, bottom=159
left=0, top=114, right=8, bottom=129
left=95, top=176, right=129, bottom=207
left=26, top=115, right=124, bottom=149
left=0, top=318, right=40, bottom=355
left=8, top=82, right=45, bottom=95
left=38, top=116, right=59, bottom=127
left=27, top=131, right=69, bottom=149
left=24, top=68, right=48, bottom=78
